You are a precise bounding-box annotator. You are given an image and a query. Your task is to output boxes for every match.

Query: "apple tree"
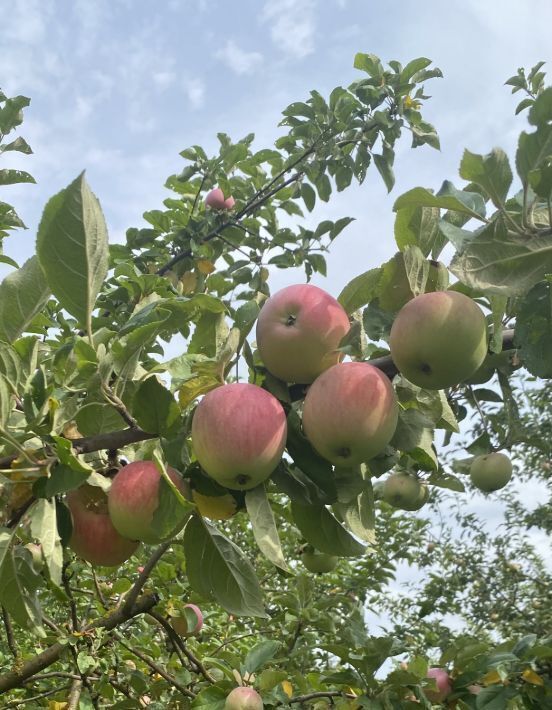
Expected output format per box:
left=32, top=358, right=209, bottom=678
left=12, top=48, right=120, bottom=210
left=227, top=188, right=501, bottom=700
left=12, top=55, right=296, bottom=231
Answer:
left=0, top=55, right=551, bottom=708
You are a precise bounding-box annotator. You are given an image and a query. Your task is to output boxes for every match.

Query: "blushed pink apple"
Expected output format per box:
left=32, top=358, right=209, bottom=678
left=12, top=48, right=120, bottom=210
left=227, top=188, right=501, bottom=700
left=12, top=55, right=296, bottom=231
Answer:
left=205, top=188, right=235, bottom=210
left=225, top=686, right=264, bottom=710
left=426, top=667, right=452, bottom=703
left=67, top=485, right=139, bottom=567
left=256, top=284, right=350, bottom=383
left=192, top=383, right=287, bottom=490
left=389, top=291, right=487, bottom=389
left=108, top=461, right=190, bottom=544
left=302, top=362, right=398, bottom=466
left=170, top=603, right=203, bottom=637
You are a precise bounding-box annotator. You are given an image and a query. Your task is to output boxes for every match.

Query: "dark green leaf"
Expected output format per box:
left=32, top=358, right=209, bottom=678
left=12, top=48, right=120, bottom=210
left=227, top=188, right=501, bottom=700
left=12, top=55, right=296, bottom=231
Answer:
left=291, top=502, right=366, bottom=557
left=245, top=485, right=289, bottom=573
left=133, top=376, right=181, bottom=437
left=0, top=256, right=50, bottom=342
left=514, top=279, right=552, bottom=378
left=459, top=149, right=513, bottom=207
left=75, top=403, right=126, bottom=436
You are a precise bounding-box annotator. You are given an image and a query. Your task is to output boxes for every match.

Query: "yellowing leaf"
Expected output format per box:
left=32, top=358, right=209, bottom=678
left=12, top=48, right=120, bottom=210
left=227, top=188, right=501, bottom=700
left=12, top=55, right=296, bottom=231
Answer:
left=178, top=376, right=222, bottom=408
left=281, top=680, right=293, bottom=698
left=48, top=702, right=68, bottom=710
left=62, top=421, right=83, bottom=439
left=180, top=271, right=198, bottom=294
left=197, top=259, right=216, bottom=275
left=522, top=669, right=544, bottom=686
left=482, top=670, right=502, bottom=686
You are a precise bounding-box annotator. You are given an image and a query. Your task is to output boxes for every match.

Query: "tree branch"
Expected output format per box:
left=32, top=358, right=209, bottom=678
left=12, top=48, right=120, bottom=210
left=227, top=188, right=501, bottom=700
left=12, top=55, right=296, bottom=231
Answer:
left=1, top=607, right=18, bottom=659
left=122, top=541, right=172, bottom=615
left=3, top=683, right=71, bottom=708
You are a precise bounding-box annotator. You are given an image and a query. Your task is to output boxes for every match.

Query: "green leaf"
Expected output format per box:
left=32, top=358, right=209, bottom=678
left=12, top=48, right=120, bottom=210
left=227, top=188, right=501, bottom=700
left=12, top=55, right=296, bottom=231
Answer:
left=33, top=463, right=89, bottom=498
left=0, top=375, right=11, bottom=426
left=516, top=125, right=552, bottom=186
left=315, top=174, right=332, bottom=202
left=150, top=472, right=191, bottom=542
left=475, top=684, right=518, bottom=709
left=243, top=640, right=281, bottom=674
left=191, top=686, right=227, bottom=710
left=291, top=502, right=366, bottom=557
left=403, top=245, right=429, bottom=296
left=400, top=57, right=432, bottom=82
left=0, top=256, right=50, bottom=342
left=36, top=172, right=109, bottom=330
left=29, top=498, right=62, bottom=587
left=0, top=169, right=35, bottom=186
left=394, top=204, right=443, bottom=258
left=0, top=548, right=44, bottom=632
left=133, top=376, right=181, bottom=437
left=301, top=182, right=316, bottom=211
left=0, top=528, right=15, bottom=570
left=183, top=514, right=267, bottom=617
left=514, top=279, right=552, bottom=378
left=0, top=95, right=30, bottom=134
left=334, top=484, right=376, bottom=544
left=459, top=149, right=513, bottom=208
left=394, top=182, right=486, bottom=221
left=450, top=217, right=552, bottom=295
left=245, top=485, right=289, bottom=573
left=75, top=402, right=126, bottom=436
left=528, top=86, right=552, bottom=126
left=354, top=53, right=384, bottom=78
left=0, top=136, right=32, bottom=155
left=338, top=267, right=381, bottom=314
left=373, top=153, right=395, bottom=192
left=391, top=408, right=435, bottom=453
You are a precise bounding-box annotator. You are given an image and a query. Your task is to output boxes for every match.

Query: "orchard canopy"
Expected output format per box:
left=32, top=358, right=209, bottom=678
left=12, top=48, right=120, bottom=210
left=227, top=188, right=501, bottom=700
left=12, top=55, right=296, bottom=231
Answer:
left=0, top=53, right=551, bottom=708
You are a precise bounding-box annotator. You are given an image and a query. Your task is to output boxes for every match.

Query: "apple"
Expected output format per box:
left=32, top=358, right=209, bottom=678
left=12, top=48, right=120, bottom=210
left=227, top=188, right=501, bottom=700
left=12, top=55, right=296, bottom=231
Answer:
left=389, top=291, right=487, bottom=389
left=425, top=667, right=452, bottom=703
left=225, top=687, right=264, bottom=710
left=469, top=452, right=512, bottom=492
left=302, top=362, right=398, bottom=466
left=381, top=472, right=428, bottom=511
left=255, top=284, right=350, bottom=383
left=379, top=252, right=449, bottom=312
left=301, top=549, right=338, bottom=573
left=108, top=461, right=190, bottom=544
left=192, top=490, right=238, bottom=520
left=67, top=485, right=139, bottom=567
left=205, top=188, right=235, bottom=211
left=191, top=383, right=287, bottom=490
left=170, top=603, right=203, bottom=637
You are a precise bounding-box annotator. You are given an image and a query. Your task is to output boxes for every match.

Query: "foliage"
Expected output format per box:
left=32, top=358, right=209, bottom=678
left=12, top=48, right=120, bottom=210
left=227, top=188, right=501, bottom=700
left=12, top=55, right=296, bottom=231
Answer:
left=0, top=56, right=551, bottom=708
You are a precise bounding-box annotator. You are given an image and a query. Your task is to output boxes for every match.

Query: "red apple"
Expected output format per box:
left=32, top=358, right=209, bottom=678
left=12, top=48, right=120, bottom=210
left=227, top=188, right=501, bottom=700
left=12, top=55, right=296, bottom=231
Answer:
left=302, top=362, right=398, bottom=466
left=225, top=686, right=264, bottom=710
left=192, top=383, right=287, bottom=490
left=256, top=284, right=350, bottom=383
left=67, top=485, right=139, bottom=567
left=170, top=603, right=203, bottom=637
left=108, top=461, right=190, bottom=544
left=205, top=188, right=235, bottom=210
left=425, top=667, right=452, bottom=703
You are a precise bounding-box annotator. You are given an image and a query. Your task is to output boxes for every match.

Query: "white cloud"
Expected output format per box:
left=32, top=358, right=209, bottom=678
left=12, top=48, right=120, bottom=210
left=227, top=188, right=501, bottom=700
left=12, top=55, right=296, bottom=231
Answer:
left=261, top=0, right=316, bottom=59
left=152, top=71, right=177, bottom=90
left=216, top=40, right=263, bottom=75
left=184, top=78, right=205, bottom=109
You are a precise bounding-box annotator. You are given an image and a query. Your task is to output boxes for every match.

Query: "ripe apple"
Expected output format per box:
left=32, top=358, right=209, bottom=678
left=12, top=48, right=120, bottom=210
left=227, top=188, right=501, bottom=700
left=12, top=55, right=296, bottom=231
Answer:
left=379, top=252, right=449, bottom=312
left=170, top=603, right=203, bottom=637
left=225, top=687, right=264, bottom=710
left=469, top=452, right=512, bottom=492
left=192, top=383, right=287, bottom=490
left=108, top=461, right=190, bottom=544
left=205, top=188, right=235, bottom=210
left=192, top=490, right=238, bottom=520
left=425, top=667, right=452, bottom=703
left=67, top=485, right=139, bottom=567
left=255, top=284, right=350, bottom=383
left=389, top=291, right=487, bottom=389
left=301, top=548, right=338, bottom=573
left=302, top=362, right=398, bottom=466
left=381, top=472, right=428, bottom=511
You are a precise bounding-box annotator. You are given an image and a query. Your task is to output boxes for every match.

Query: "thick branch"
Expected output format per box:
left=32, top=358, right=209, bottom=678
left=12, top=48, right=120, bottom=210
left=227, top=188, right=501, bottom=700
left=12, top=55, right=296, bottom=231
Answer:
left=0, top=593, right=158, bottom=694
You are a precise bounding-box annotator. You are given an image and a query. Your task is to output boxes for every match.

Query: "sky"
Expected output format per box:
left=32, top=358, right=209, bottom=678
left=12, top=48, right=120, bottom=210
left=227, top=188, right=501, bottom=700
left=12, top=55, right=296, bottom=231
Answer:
left=2, top=0, right=551, bottom=633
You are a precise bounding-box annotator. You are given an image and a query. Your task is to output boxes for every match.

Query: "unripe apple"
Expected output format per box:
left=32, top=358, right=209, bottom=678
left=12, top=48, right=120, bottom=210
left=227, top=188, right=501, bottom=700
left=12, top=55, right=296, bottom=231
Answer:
left=170, top=603, right=203, bottom=637
left=192, top=383, right=287, bottom=490
left=301, top=549, right=338, bottom=574
left=108, top=461, right=190, bottom=544
left=381, top=472, right=428, bottom=511
left=389, top=291, right=487, bottom=389
left=469, top=452, right=512, bottom=492
left=256, top=284, right=350, bottom=383
left=67, top=485, right=139, bottom=567
left=225, top=686, right=264, bottom=710
left=302, top=362, right=398, bottom=466
left=205, top=188, right=235, bottom=210
left=192, top=490, right=237, bottom=520
left=425, top=667, right=452, bottom=703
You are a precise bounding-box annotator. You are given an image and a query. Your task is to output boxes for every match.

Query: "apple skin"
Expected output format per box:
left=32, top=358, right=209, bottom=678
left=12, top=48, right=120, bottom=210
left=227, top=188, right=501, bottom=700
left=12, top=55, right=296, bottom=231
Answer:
left=192, top=383, right=287, bottom=490
left=205, top=188, right=235, bottom=210
left=382, top=473, right=428, bottom=511
left=108, top=461, right=190, bottom=544
left=389, top=291, right=487, bottom=389
left=225, top=687, right=264, bottom=710
left=67, top=485, right=139, bottom=567
left=192, top=490, right=237, bottom=520
left=470, top=452, right=512, bottom=492
left=302, top=362, right=398, bottom=466
left=170, top=603, right=203, bottom=637
left=256, top=284, right=350, bottom=384
left=302, top=549, right=338, bottom=573
left=425, top=667, right=452, bottom=703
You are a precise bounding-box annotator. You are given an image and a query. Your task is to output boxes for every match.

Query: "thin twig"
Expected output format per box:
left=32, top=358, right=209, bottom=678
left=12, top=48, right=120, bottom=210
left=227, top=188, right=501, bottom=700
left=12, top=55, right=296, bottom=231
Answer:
left=1, top=607, right=17, bottom=658
left=122, top=541, right=172, bottom=615
left=3, top=683, right=71, bottom=708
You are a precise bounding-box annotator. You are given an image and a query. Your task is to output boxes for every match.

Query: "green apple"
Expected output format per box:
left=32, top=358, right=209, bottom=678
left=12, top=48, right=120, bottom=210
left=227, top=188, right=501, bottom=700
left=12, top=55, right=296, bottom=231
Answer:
left=381, top=472, right=428, bottom=511
left=389, top=291, right=487, bottom=389
left=470, top=452, right=512, bottom=492
left=225, top=687, right=264, bottom=710
left=301, top=549, right=338, bottom=573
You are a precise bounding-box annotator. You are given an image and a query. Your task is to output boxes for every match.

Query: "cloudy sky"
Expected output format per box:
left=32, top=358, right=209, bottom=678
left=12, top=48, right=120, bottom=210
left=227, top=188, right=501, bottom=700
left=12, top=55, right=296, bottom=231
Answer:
left=2, top=0, right=551, bottom=626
